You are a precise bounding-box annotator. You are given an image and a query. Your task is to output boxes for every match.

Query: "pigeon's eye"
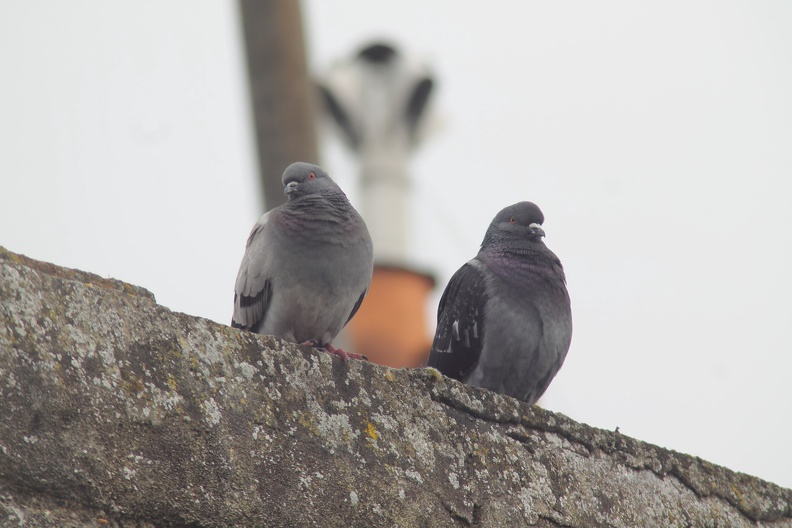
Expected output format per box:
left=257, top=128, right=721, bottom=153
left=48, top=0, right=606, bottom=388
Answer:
left=509, top=217, right=517, bottom=224
left=307, top=172, right=316, bottom=180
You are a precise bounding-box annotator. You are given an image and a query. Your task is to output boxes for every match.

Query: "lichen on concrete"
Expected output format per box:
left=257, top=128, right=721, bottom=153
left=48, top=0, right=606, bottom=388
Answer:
left=1, top=245, right=791, bottom=528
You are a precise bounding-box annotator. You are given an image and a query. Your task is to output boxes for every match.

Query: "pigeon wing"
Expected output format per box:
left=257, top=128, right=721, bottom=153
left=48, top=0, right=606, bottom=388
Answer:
left=345, top=290, right=368, bottom=327
left=232, top=214, right=274, bottom=330
left=428, top=262, right=488, bottom=380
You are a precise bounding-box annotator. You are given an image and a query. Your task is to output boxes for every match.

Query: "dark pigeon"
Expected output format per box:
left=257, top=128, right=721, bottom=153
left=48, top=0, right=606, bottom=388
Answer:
left=428, top=202, right=572, bottom=404
left=232, top=162, right=374, bottom=361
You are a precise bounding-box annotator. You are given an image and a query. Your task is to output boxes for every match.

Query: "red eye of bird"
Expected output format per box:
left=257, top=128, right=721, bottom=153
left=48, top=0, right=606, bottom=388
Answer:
left=509, top=217, right=517, bottom=224
left=308, top=172, right=316, bottom=180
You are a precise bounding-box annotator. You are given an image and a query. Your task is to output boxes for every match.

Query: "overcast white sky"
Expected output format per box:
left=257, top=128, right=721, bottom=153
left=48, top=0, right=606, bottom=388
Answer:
left=1, top=2, right=791, bottom=489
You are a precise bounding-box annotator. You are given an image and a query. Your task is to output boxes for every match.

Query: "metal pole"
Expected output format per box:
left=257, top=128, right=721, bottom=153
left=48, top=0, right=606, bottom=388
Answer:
left=238, top=0, right=319, bottom=211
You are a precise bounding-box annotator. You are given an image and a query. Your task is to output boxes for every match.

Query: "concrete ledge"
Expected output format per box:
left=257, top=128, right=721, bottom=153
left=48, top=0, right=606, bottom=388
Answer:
left=1, top=246, right=790, bottom=527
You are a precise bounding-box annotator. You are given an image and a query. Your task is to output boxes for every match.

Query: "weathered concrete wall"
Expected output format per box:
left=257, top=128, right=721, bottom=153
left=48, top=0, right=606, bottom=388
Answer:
left=0, top=245, right=790, bottom=528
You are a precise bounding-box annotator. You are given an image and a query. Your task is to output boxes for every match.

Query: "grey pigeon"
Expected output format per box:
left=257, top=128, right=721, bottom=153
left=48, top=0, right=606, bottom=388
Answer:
left=428, top=202, right=572, bottom=404
left=232, top=162, right=374, bottom=360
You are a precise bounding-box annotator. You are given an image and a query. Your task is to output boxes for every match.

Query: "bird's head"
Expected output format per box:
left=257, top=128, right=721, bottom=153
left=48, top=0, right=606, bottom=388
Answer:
left=485, top=201, right=547, bottom=244
left=282, top=162, right=337, bottom=200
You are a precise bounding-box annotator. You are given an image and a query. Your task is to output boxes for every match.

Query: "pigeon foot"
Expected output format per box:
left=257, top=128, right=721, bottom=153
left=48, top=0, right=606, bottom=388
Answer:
left=324, top=343, right=368, bottom=362
left=300, top=341, right=368, bottom=362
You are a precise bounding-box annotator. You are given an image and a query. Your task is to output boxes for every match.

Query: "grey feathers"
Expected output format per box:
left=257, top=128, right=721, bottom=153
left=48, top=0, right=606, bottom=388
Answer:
left=428, top=201, right=572, bottom=404
left=232, top=162, right=373, bottom=348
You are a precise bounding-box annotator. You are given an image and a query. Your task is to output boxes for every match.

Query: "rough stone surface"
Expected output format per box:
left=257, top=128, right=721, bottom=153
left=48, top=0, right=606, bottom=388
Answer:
left=1, top=245, right=791, bottom=528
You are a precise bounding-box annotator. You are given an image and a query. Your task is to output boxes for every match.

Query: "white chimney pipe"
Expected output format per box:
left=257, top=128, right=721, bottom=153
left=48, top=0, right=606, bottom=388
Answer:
left=318, top=42, right=434, bottom=265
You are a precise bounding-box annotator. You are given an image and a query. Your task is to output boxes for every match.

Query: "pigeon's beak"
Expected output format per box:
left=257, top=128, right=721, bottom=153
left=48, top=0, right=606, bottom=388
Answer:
left=284, top=181, right=299, bottom=199
left=528, top=223, right=545, bottom=238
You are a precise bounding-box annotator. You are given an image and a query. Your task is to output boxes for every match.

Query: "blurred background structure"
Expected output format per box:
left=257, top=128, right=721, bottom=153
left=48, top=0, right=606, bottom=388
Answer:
left=317, top=42, right=436, bottom=367
left=1, top=1, right=791, bottom=489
